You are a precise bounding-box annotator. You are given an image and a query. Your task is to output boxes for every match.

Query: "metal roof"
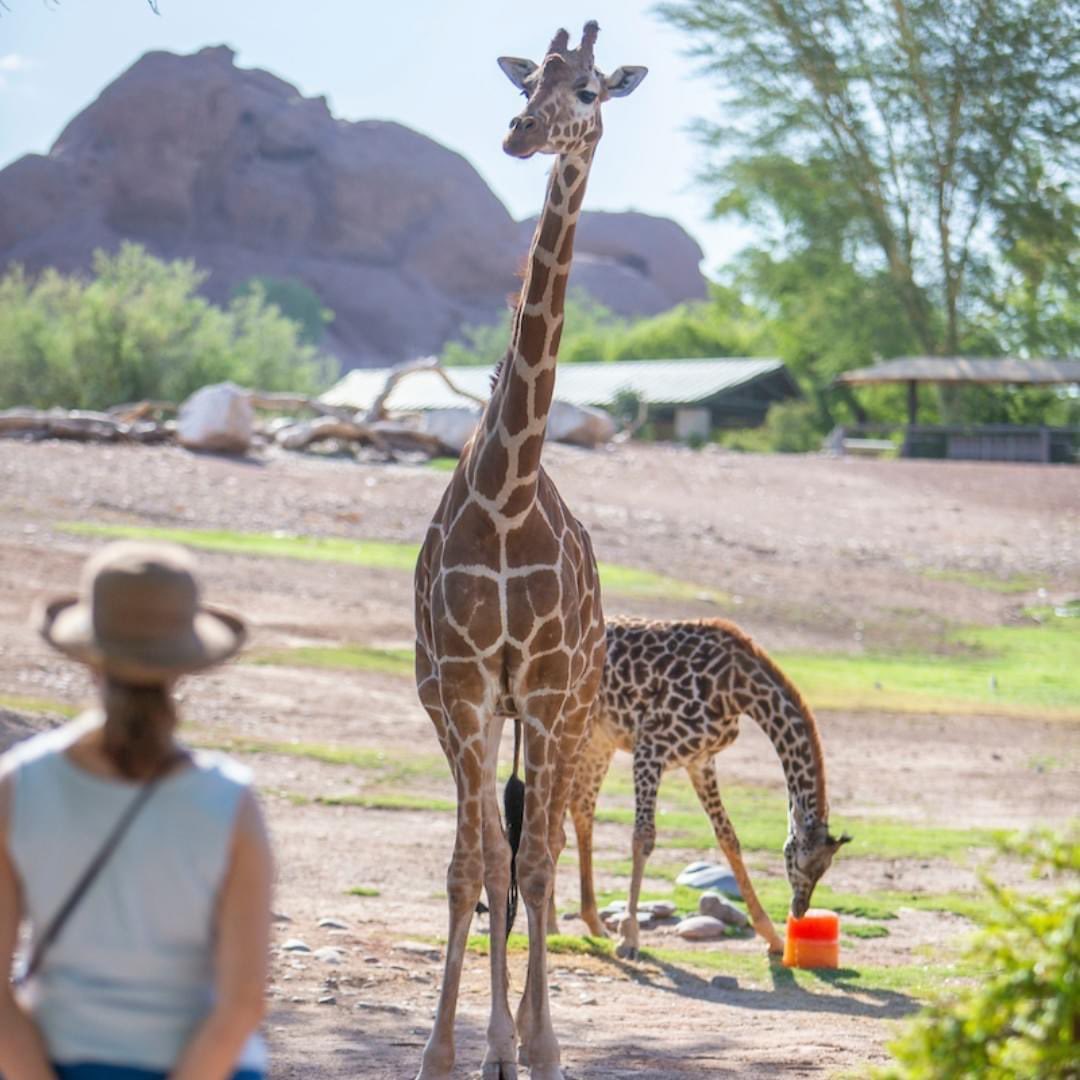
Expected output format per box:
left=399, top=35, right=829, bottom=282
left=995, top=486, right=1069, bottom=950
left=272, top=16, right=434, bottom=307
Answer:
left=836, top=357, right=1080, bottom=385
left=323, top=357, right=792, bottom=412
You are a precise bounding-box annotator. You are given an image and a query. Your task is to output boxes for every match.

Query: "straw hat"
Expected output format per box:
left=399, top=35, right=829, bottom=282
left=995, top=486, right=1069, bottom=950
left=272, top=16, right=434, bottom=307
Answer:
left=35, top=541, right=246, bottom=685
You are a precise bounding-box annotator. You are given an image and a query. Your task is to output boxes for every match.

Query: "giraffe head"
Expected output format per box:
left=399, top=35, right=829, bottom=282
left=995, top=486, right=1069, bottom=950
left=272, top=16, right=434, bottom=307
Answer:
left=498, top=21, right=647, bottom=159
left=784, top=818, right=852, bottom=917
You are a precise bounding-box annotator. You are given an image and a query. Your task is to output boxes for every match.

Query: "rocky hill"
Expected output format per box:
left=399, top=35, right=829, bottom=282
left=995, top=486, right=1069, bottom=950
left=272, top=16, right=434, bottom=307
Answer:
left=0, top=46, right=709, bottom=369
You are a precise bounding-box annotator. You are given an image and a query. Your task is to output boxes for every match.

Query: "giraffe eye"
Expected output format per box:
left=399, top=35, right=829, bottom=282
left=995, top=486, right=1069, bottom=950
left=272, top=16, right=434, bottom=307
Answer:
left=576, top=90, right=597, bottom=104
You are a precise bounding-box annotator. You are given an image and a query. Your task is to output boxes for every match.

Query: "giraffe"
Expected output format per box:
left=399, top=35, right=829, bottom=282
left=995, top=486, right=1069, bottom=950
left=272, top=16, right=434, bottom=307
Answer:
left=568, top=617, right=850, bottom=959
left=412, top=23, right=646, bottom=1080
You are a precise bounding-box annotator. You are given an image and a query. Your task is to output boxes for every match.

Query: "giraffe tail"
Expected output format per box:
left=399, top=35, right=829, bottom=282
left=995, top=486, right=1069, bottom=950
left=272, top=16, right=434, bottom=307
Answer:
left=503, top=716, right=525, bottom=938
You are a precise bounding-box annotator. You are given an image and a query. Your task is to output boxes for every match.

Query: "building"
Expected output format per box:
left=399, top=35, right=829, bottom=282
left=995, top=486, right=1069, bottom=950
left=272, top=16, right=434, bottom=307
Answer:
left=323, top=357, right=801, bottom=439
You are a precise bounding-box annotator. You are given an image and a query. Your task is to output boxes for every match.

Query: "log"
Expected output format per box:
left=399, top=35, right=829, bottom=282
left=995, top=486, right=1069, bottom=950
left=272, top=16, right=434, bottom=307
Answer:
left=364, top=357, right=486, bottom=422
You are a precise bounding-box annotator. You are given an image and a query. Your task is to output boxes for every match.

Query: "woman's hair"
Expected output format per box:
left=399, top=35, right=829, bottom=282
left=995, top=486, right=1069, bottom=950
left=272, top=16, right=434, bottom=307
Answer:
left=101, top=676, right=177, bottom=779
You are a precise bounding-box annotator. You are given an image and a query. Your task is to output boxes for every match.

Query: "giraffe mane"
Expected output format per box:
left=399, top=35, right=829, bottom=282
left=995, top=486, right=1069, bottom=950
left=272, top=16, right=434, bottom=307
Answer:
left=701, top=617, right=830, bottom=816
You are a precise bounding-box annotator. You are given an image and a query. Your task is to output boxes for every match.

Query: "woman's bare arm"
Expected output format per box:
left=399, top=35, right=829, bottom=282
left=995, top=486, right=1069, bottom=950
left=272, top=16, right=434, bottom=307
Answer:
left=0, top=774, right=59, bottom=1080
left=170, top=789, right=272, bottom=1080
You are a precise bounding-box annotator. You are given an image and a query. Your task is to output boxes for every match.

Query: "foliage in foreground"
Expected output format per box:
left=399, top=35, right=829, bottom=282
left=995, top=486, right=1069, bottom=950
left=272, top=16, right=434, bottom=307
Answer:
left=878, top=830, right=1080, bottom=1080
left=0, top=244, right=332, bottom=410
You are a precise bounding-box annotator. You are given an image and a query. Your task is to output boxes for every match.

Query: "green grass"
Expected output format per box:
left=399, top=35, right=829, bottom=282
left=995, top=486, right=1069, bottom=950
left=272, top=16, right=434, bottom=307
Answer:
left=0, top=693, right=79, bottom=717
left=921, top=569, right=1045, bottom=594
left=427, top=457, right=459, bottom=472
left=347, top=885, right=381, bottom=897
left=59, top=522, right=722, bottom=602
left=775, top=607, right=1080, bottom=719
left=591, top=770, right=1006, bottom=862
left=592, top=867, right=999, bottom=926
left=464, top=932, right=968, bottom=1001
left=845, top=924, right=891, bottom=939
left=249, top=644, right=415, bottom=677
left=315, top=792, right=456, bottom=813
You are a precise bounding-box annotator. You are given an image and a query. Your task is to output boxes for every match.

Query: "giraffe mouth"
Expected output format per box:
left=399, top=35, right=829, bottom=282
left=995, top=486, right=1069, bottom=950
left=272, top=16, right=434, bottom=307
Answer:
left=503, top=121, right=547, bottom=159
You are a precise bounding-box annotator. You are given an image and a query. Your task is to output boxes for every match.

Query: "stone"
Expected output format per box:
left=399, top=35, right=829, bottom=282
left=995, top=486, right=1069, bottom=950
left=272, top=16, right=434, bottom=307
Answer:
left=698, top=893, right=750, bottom=929
left=314, top=946, right=346, bottom=964
left=546, top=401, right=617, bottom=448
left=710, top=975, right=739, bottom=991
left=317, top=995, right=337, bottom=1006
left=317, top=917, right=350, bottom=930
left=176, top=383, right=254, bottom=454
left=0, top=46, right=709, bottom=371
left=395, top=941, right=442, bottom=961
left=641, top=900, right=678, bottom=919
left=675, top=862, right=743, bottom=898
left=280, top=939, right=311, bottom=953
left=674, top=915, right=731, bottom=941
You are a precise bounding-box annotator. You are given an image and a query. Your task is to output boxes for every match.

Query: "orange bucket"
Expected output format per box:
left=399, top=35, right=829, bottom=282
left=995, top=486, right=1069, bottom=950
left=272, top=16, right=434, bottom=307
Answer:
left=782, top=908, right=840, bottom=968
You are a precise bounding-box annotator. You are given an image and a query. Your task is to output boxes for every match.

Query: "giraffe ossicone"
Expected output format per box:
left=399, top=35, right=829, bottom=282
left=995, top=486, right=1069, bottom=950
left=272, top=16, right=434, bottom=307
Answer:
left=412, top=20, right=645, bottom=1080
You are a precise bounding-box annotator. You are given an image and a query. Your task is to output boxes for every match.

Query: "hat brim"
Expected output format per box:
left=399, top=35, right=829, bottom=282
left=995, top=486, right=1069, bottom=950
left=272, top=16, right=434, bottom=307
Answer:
left=35, top=595, right=247, bottom=685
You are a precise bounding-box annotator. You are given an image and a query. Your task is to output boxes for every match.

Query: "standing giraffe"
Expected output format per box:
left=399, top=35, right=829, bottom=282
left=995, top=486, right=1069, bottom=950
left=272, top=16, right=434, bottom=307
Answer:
left=569, top=617, right=850, bottom=959
left=413, top=23, right=646, bottom=1080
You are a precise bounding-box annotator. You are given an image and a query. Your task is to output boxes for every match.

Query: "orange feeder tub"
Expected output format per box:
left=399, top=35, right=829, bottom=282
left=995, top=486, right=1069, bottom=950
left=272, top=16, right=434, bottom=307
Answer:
left=782, top=908, right=840, bottom=969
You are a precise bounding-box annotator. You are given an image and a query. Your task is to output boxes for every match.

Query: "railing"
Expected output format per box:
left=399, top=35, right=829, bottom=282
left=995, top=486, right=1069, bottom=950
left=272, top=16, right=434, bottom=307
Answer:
left=824, top=424, right=1080, bottom=464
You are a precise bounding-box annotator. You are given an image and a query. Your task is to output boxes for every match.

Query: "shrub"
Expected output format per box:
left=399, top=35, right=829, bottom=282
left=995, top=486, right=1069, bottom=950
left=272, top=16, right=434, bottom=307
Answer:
left=719, top=400, right=825, bottom=453
left=878, top=829, right=1080, bottom=1080
left=0, top=244, right=334, bottom=410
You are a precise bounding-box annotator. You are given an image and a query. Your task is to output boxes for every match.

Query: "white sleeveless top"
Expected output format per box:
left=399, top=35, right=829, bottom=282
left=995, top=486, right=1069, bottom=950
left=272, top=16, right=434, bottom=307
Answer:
left=3, top=714, right=267, bottom=1072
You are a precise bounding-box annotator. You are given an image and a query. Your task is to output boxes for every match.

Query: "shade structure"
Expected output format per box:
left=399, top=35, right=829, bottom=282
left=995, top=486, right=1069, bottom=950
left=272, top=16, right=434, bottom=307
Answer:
left=836, top=357, right=1080, bottom=386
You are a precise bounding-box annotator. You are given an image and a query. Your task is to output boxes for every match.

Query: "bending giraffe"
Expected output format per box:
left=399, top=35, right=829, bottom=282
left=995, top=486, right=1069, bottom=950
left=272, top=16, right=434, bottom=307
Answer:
left=413, top=23, right=646, bottom=1080
left=569, top=617, right=850, bottom=959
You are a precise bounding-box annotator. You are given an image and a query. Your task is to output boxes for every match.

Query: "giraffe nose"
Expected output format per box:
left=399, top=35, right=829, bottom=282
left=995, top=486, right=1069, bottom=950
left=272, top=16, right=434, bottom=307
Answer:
left=510, top=114, right=538, bottom=132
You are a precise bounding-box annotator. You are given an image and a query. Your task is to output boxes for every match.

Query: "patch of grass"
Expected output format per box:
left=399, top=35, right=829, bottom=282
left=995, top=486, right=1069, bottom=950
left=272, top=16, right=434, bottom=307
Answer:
left=59, top=522, right=721, bottom=602
left=249, top=644, right=414, bottom=677
left=776, top=608, right=1080, bottom=719
left=921, top=569, right=1044, bottom=594
left=194, top=735, right=449, bottom=784
left=427, top=457, right=459, bottom=472
left=62, top=522, right=420, bottom=571
left=315, top=792, right=456, bottom=813
left=465, top=932, right=967, bottom=1001
left=346, top=885, right=381, bottom=897
left=593, top=868, right=997, bottom=926
left=591, top=772, right=1005, bottom=862
left=0, top=693, right=79, bottom=718
left=845, top=924, right=891, bottom=939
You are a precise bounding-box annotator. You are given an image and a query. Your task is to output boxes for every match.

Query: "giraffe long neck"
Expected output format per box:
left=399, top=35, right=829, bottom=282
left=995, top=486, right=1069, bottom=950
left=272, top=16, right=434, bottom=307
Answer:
left=468, top=151, right=591, bottom=503
left=738, top=643, right=829, bottom=833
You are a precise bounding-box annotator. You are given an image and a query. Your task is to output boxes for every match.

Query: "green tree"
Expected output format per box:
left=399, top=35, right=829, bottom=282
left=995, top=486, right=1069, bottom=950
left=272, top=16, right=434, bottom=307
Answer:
left=232, top=276, right=333, bottom=346
left=0, top=244, right=332, bottom=410
left=658, top=0, right=1079, bottom=366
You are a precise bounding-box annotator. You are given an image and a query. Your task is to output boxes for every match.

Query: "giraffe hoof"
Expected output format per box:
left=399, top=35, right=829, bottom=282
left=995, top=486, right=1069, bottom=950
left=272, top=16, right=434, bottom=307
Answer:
left=614, top=942, right=639, bottom=961
left=481, top=1061, right=518, bottom=1079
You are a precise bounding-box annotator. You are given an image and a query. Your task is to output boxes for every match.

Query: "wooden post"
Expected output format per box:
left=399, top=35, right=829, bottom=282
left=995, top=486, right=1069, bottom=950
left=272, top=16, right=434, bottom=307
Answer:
left=907, top=380, right=918, bottom=426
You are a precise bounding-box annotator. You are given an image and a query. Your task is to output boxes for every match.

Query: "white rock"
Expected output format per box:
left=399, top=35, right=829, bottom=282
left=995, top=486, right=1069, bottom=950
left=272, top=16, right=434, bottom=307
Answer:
left=698, top=893, right=750, bottom=928
left=674, top=915, right=731, bottom=941
left=177, top=382, right=254, bottom=453
left=281, top=938, right=311, bottom=953
left=314, top=946, right=346, bottom=964
left=317, top=917, right=350, bottom=930
left=547, top=401, right=616, bottom=448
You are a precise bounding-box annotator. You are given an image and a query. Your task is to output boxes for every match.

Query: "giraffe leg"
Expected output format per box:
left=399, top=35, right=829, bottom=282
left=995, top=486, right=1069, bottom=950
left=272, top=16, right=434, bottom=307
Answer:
left=686, top=756, right=784, bottom=955
left=615, top=754, right=662, bottom=961
left=514, top=694, right=588, bottom=1080
left=480, top=713, right=518, bottom=1080
left=569, top=726, right=616, bottom=937
left=414, top=675, right=486, bottom=1080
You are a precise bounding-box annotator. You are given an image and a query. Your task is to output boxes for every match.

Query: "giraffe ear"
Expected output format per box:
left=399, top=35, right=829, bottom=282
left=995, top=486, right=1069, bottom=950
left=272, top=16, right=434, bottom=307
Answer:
left=603, top=66, right=648, bottom=98
left=497, top=56, right=538, bottom=92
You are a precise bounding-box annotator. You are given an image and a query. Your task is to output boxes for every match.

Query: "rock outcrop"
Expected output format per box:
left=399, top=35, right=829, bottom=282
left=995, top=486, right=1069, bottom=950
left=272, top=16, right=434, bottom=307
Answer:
left=0, top=46, right=709, bottom=369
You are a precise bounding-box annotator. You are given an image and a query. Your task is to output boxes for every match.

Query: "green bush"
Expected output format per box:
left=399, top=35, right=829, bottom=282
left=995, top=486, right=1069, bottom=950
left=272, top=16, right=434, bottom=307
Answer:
left=232, top=276, right=333, bottom=345
left=719, top=400, right=825, bottom=453
left=0, top=244, right=333, bottom=410
left=878, top=829, right=1080, bottom=1080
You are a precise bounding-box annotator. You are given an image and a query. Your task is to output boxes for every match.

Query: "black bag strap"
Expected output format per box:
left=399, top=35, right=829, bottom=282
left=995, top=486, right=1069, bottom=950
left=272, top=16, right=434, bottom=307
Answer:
left=18, top=749, right=187, bottom=984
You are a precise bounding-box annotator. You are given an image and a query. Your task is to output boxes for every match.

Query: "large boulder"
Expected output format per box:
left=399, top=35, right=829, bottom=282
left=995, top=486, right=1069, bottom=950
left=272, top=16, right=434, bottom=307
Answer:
left=0, top=47, right=710, bottom=371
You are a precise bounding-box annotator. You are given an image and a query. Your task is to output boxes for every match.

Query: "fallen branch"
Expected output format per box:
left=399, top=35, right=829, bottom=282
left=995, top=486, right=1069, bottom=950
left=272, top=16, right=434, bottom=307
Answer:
left=364, top=357, right=486, bottom=422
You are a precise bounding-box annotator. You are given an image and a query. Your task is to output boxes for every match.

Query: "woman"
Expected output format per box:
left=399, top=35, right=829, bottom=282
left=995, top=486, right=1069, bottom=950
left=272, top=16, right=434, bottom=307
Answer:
left=0, top=541, right=271, bottom=1080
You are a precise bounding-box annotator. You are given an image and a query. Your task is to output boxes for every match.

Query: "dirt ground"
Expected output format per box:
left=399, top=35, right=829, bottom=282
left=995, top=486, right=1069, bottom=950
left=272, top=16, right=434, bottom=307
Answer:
left=1, top=440, right=1078, bottom=1078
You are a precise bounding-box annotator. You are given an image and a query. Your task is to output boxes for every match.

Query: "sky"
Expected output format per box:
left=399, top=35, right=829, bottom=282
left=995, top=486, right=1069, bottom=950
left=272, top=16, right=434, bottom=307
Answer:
left=0, top=0, right=754, bottom=276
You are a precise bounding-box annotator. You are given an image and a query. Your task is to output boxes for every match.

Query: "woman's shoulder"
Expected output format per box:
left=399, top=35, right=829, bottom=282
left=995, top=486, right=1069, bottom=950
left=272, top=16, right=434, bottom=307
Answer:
left=187, top=747, right=255, bottom=792
left=0, top=713, right=98, bottom=779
